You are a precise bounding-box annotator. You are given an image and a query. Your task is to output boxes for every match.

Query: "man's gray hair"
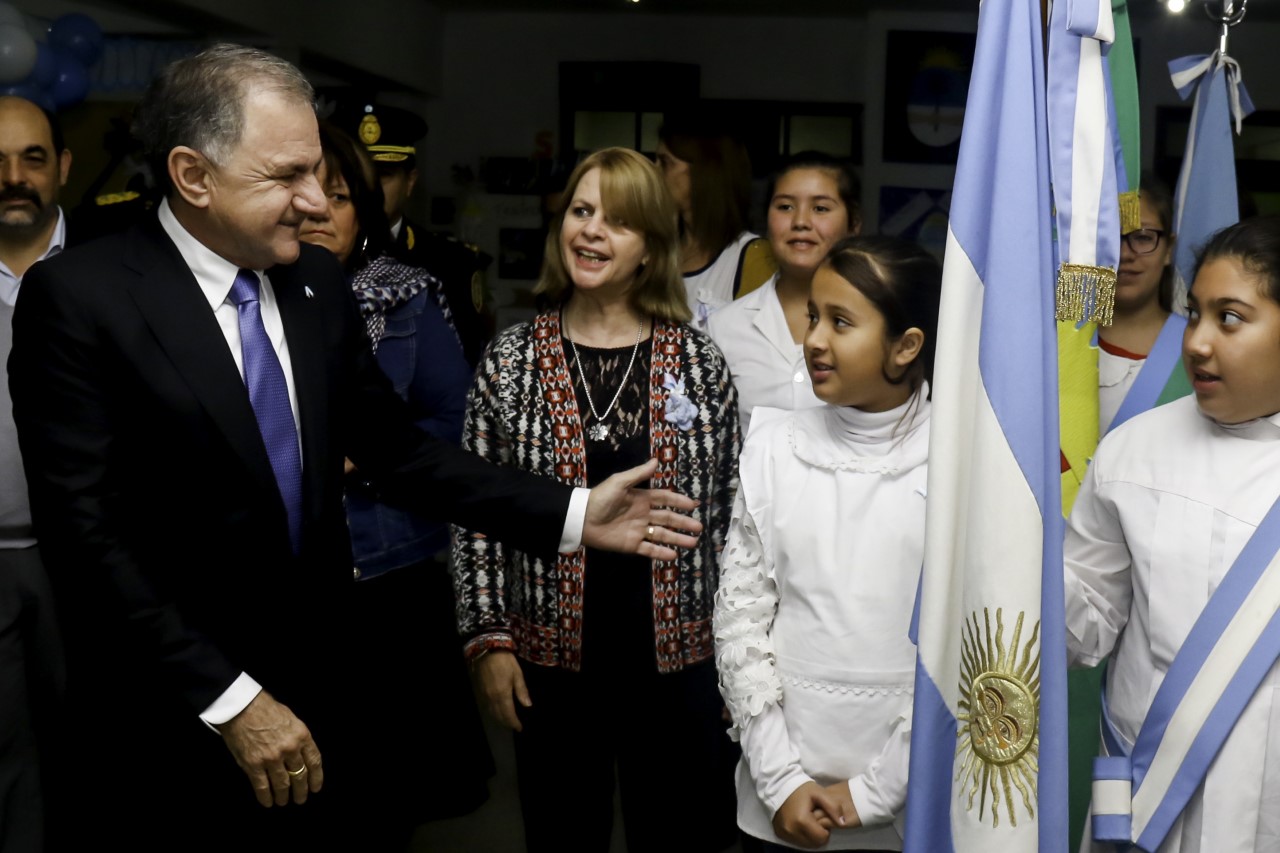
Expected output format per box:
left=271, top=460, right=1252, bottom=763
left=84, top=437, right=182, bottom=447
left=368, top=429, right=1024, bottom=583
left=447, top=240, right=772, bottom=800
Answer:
left=133, top=43, right=315, bottom=183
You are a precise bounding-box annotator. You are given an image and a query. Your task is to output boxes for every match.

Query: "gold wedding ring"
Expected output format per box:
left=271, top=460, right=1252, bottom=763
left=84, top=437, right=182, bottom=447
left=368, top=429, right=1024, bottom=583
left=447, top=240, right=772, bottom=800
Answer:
left=286, top=765, right=308, bottom=778
left=646, top=526, right=656, bottom=538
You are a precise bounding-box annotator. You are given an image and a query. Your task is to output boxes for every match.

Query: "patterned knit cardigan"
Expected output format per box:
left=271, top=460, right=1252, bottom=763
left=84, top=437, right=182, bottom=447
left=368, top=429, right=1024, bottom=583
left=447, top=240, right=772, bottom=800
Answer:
left=451, top=312, right=741, bottom=674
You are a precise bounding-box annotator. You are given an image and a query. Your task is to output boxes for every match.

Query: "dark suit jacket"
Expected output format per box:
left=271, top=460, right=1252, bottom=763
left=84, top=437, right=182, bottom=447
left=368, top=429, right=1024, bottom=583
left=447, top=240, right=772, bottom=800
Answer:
left=8, top=214, right=567, bottom=751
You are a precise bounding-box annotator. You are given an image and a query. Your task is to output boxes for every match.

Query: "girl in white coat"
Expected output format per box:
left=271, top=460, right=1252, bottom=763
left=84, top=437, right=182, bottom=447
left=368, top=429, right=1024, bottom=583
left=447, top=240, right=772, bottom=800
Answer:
left=714, top=235, right=941, bottom=851
left=708, top=152, right=862, bottom=436
left=1068, top=216, right=1280, bottom=852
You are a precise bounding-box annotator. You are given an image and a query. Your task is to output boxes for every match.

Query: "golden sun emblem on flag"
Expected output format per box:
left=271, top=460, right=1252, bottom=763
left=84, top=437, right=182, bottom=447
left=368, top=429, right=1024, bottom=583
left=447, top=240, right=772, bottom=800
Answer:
left=956, top=607, right=1040, bottom=827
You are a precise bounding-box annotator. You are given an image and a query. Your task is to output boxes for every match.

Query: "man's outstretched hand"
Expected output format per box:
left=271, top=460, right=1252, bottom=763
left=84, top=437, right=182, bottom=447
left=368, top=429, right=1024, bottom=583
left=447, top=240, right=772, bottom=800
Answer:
left=582, top=458, right=702, bottom=560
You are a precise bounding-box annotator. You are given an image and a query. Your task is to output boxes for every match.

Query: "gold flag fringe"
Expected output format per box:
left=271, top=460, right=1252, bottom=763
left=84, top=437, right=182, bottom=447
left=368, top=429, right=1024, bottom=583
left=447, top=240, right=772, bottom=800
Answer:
left=1118, top=190, right=1142, bottom=236
left=1055, top=263, right=1116, bottom=326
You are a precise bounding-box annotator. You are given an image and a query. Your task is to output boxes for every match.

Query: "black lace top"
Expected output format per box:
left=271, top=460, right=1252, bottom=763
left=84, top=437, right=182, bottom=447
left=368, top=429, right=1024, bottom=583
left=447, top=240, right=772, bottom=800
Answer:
left=564, top=335, right=656, bottom=674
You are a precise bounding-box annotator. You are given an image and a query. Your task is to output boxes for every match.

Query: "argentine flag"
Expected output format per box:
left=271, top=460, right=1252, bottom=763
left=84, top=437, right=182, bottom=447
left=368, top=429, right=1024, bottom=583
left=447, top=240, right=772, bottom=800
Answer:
left=904, top=0, right=1069, bottom=849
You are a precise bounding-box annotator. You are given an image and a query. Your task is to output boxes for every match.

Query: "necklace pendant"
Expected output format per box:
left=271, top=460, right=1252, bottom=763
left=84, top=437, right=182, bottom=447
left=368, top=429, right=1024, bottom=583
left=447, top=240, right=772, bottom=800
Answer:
left=587, top=422, right=610, bottom=441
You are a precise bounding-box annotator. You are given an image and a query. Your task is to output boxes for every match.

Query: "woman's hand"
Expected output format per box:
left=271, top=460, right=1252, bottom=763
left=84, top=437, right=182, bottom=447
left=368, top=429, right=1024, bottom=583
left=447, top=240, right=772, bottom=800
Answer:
left=470, top=651, right=531, bottom=731
left=772, top=781, right=845, bottom=848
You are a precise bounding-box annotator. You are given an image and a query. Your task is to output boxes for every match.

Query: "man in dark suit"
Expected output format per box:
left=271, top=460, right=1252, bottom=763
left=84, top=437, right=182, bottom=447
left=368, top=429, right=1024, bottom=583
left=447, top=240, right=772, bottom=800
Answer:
left=8, top=45, right=698, bottom=851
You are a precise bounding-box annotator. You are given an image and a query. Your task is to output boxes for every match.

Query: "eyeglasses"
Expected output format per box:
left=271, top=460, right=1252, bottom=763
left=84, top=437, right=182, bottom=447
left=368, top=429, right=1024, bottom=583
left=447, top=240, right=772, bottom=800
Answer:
left=1121, top=228, right=1165, bottom=255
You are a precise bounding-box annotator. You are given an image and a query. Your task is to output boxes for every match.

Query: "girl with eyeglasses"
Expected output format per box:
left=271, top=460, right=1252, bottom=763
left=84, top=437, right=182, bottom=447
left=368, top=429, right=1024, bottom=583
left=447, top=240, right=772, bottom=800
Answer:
left=1098, top=178, right=1191, bottom=434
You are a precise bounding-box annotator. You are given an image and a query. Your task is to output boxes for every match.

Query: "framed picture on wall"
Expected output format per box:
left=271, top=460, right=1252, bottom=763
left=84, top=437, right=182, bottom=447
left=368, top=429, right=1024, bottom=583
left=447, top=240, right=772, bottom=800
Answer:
left=882, top=30, right=975, bottom=165
left=879, top=185, right=951, bottom=262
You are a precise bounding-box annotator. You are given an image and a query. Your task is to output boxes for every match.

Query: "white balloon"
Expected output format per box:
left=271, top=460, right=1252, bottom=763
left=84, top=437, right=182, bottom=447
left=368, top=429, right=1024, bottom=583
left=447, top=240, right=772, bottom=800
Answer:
left=0, top=24, right=34, bottom=84
left=0, top=3, right=23, bottom=30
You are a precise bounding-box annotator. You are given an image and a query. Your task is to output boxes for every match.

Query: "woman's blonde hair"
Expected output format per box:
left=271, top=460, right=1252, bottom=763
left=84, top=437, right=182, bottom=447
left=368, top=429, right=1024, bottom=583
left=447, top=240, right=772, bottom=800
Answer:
left=536, top=147, right=691, bottom=324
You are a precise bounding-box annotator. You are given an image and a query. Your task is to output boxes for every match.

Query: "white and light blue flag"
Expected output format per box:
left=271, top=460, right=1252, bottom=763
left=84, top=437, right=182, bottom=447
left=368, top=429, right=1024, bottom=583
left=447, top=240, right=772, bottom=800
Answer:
left=904, top=0, right=1069, bottom=849
left=1169, top=50, right=1254, bottom=312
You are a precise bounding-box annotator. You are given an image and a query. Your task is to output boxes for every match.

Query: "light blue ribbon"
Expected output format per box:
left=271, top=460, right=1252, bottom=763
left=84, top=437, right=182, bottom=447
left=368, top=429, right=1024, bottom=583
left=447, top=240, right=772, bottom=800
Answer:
left=1048, top=0, right=1120, bottom=275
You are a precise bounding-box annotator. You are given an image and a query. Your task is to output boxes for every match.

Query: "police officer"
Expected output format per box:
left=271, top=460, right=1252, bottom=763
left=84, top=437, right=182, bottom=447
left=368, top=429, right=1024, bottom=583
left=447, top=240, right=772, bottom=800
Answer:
left=338, top=101, right=493, bottom=367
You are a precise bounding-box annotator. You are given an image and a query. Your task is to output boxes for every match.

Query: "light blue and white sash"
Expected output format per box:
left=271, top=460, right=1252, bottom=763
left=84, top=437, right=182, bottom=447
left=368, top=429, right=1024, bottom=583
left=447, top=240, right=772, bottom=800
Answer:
left=1105, top=313, right=1186, bottom=435
left=1047, top=0, right=1120, bottom=324
left=1092, top=488, right=1280, bottom=851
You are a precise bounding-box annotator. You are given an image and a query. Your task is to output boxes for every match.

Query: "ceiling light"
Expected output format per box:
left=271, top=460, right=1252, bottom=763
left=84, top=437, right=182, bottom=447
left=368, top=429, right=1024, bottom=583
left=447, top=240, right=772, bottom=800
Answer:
left=1167, top=0, right=1187, bottom=12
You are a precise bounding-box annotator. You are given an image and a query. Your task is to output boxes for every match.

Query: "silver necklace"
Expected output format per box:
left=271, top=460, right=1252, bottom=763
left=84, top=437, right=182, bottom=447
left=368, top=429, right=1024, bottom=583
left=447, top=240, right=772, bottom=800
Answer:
left=566, top=316, right=645, bottom=441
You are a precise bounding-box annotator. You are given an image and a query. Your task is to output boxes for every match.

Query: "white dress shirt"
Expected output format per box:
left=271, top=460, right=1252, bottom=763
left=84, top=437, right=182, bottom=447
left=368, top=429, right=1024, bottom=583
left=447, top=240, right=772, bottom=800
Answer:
left=159, top=200, right=588, bottom=727
left=159, top=199, right=294, bottom=726
left=1067, top=396, right=1280, bottom=852
left=707, top=274, right=823, bottom=436
left=0, top=208, right=65, bottom=307
left=715, top=395, right=928, bottom=849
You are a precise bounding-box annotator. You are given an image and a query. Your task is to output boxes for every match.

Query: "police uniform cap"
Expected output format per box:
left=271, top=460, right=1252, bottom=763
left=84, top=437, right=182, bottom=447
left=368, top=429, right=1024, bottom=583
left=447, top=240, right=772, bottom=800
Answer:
left=334, top=101, right=428, bottom=164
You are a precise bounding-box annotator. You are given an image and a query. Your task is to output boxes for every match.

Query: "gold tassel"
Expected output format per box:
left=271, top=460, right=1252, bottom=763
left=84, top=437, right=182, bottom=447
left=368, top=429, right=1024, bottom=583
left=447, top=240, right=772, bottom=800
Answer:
left=1118, top=190, right=1142, bottom=235
left=1055, top=263, right=1116, bottom=326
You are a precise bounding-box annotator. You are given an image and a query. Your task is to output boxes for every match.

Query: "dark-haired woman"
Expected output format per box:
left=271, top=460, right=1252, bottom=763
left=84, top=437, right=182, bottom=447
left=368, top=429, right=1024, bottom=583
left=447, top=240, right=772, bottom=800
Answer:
left=452, top=146, right=740, bottom=852
left=715, top=235, right=941, bottom=851
left=708, top=152, right=862, bottom=435
left=1098, top=177, right=1188, bottom=435
left=299, top=123, right=494, bottom=839
left=656, top=117, right=770, bottom=329
left=1066, top=218, right=1280, bottom=853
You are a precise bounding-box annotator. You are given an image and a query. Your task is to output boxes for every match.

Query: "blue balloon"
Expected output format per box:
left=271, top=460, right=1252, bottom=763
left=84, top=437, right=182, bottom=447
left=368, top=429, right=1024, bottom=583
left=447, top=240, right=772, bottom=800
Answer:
left=25, top=41, right=55, bottom=88
left=48, top=12, right=103, bottom=68
left=50, top=47, right=88, bottom=108
left=1, top=83, right=55, bottom=113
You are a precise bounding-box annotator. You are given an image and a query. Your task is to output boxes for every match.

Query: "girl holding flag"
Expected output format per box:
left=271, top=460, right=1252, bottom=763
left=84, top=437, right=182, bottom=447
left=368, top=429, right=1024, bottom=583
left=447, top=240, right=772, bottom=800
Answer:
left=714, top=235, right=940, bottom=851
left=1067, top=216, right=1280, bottom=852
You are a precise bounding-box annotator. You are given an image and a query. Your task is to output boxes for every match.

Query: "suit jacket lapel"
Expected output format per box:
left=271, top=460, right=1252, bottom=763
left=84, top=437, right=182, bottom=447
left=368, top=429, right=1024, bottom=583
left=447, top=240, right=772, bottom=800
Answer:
left=270, top=262, right=328, bottom=525
left=122, top=220, right=281, bottom=498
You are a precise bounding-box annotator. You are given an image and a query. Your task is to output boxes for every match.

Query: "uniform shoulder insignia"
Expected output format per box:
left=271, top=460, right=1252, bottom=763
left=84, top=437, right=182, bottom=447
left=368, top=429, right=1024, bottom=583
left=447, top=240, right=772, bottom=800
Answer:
left=95, top=191, right=141, bottom=206
left=736, top=237, right=778, bottom=298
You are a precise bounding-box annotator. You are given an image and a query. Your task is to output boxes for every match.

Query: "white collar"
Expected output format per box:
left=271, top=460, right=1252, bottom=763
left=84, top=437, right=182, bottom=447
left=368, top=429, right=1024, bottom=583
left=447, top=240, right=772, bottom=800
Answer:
left=750, top=274, right=804, bottom=360
left=0, top=208, right=67, bottom=306
left=158, top=198, right=261, bottom=311
left=792, top=385, right=931, bottom=473
left=1209, top=408, right=1280, bottom=442
left=44, top=207, right=66, bottom=258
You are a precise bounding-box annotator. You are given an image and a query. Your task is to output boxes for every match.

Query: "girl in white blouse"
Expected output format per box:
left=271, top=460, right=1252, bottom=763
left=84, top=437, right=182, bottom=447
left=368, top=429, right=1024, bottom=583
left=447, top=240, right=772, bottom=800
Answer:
left=1068, top=217, right=1280, bottom=853
left=708, top=153, right=862, bottom=436
left=714, top=235, right=941, bottom=851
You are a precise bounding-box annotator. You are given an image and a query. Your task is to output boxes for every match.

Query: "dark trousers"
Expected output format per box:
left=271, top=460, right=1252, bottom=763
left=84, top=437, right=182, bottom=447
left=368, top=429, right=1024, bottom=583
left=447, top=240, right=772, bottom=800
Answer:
left=513, top=658, right=738, bottom=853
left=0, top=546, right=62, bottom=853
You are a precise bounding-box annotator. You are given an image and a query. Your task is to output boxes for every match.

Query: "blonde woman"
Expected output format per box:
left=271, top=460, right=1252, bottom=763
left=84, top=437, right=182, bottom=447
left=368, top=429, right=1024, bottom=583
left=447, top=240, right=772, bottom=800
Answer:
left=452, top=147, right=741, bottom=853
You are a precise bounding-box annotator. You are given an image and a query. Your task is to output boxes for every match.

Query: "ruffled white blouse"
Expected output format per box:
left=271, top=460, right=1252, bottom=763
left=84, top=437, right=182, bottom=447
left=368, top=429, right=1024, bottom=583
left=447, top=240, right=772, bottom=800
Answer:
left=714, top=393, right=929, bottom=850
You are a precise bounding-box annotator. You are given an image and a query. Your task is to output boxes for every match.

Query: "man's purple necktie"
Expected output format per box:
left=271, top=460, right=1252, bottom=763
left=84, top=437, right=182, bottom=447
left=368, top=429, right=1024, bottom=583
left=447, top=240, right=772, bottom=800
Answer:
left=229, top=269, right=303, bottom=553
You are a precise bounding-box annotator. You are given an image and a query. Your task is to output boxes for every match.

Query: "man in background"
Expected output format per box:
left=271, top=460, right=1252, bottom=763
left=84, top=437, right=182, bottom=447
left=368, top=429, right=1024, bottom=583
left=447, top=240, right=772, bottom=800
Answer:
left=339, top=100, right=494, bottom=366
left=0, top=95, right=69, bottom=853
